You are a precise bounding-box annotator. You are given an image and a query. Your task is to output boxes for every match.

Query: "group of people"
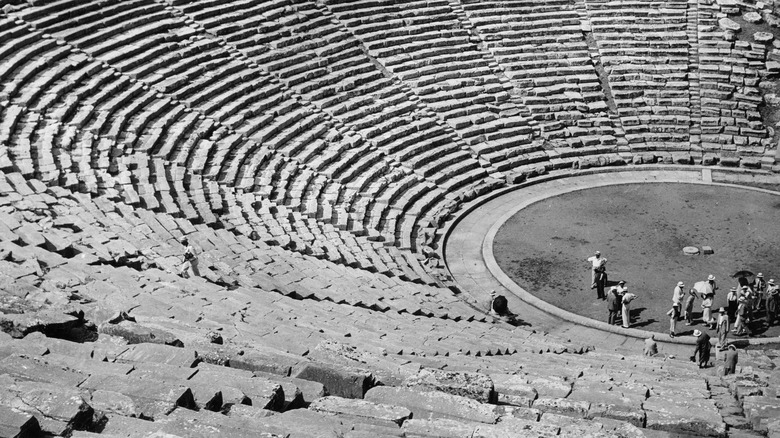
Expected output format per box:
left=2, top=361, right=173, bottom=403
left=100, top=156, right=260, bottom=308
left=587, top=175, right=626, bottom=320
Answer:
left=606, top=281, right=637, bottom=328
left=587, top=251, right=638, bottom=328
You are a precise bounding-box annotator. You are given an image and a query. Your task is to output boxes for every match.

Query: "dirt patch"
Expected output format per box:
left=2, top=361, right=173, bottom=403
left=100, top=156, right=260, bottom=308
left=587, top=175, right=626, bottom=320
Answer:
left=494, top=183, right=780, bottom=338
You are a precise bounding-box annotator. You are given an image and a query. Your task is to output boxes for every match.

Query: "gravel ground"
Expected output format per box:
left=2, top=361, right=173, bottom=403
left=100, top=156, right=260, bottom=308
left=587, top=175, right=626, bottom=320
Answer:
left=494, top=182, right=780, bottom=338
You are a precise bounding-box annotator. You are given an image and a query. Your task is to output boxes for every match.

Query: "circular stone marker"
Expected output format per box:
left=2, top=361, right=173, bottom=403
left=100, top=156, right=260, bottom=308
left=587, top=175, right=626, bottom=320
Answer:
left=683, top=246, right=700, bottom=255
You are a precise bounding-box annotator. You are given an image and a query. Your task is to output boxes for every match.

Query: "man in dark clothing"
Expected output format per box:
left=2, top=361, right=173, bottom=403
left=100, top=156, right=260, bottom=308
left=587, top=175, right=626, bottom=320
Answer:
left=607, top=287, right=621, bottom=325
left=723, top=345, right=738, bottom=375
left=692, top=329, right=711, bottom=369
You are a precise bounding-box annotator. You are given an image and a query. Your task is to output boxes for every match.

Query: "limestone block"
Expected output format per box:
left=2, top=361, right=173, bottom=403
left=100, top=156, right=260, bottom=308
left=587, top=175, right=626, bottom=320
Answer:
left=309, top=396, right=412, bottom=427
left=404, top=369, right=497, bottom=404
left=293, top=361, right=374, bottom=399
left=719, top=18, right=741, bottom=32
left=402, top=418, right=477, bottom=438
left=365, top=386, right=499, bottom=424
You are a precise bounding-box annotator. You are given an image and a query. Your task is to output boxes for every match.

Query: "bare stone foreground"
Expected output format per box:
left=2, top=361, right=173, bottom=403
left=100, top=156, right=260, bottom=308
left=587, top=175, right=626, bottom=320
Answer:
left=0, top=0, right=780, bottom=436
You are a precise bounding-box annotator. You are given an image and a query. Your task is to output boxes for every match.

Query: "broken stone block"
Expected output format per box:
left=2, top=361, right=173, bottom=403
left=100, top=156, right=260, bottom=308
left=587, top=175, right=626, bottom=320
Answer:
left=292, top=361, right=374, bottom=399
left=755, top=32, right=774, bottom=43
left=98, top=321, right=183, bottom=347
left=702, top=246, right=714, bottom=255
left=404, top=369, right=497, bottom=404
left=719, top=17, right=741, bottom=32
left=0, top=404, right=42, bottom=438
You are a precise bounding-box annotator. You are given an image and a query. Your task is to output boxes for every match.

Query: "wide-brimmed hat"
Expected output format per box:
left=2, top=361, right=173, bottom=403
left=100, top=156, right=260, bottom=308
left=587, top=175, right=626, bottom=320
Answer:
left=770, top=279, right=776, bottom=285
left=708, top=275, right=716, bottom=281
left=757, top=273, right=764, bottom=278
left=677, top=281, right=684, bottom=287
left=718, top=307, right=725, bottom=313
left=693, top=330, right=702, bottom=337
left=594, top=251, right=601, bottom=255
left=730, top=287, right=737, bottom=291
left=741, top=285, right=749, bottom=290
left=619, top=280, right=626, bottom=285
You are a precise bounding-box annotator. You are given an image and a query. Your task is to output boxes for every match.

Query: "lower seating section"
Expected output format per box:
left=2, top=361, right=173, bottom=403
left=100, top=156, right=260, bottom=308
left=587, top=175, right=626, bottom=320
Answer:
left=1, top=170, right=768, bottom=438
left=584, top=0, right=693, bottom=154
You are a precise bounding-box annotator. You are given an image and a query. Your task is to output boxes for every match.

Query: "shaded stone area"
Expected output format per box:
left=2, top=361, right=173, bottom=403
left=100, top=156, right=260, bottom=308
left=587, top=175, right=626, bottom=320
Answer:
left=495, top=183, right=780, bottom=337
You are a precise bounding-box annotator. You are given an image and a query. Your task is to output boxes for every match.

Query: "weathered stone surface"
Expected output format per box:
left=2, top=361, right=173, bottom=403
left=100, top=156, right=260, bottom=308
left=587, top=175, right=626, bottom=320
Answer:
left=0, top=309, right=82, bottom=339
left=99, top=321, right=183, bottom=347
left=293, top=361, right=374, bottom=399
left=0, top=354, right=88, bottom=387
left=404, top=369, right=496, bottom=404
left=309, top=396, right=412, bottom=426
left=493, top=405, right=541, bottom=421
left=755, top=32, right=774, bottom=43
left=89, top=389, right=138, bottom=417
left=227, top=404, right=277, bottom=419
left=0, top=378, right=94, bottom=435
left=719, top=17, right=741, bottom=32
left=474, top=416, right=559, bottom=437
left=190, top=364, right=284, bottom=411
left=116, top=343, right=199, bottom=368
left=229, top=348, right=304, bottom=377
left=402, top=418, right=476, bottom=438
left=0, top=404, right=41, bottom=438
left=96, top=414, right=163, bottom=437
left=157, top=407, right=284, bottom=438
left=79, top=374, right=196, bottom=420
left=254, top=369, right=324, bottom=408
left=533, top=397, right=590, bottom=417
left=488, top=374, right=537, bottom=404
left=644, top=396, right=725, bottom=437
left=365, top=386, right=499, bottom=424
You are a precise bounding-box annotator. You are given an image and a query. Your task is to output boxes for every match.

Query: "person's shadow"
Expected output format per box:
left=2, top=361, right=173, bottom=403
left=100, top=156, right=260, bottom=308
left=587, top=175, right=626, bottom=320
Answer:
left=630, top=307, right=657, bottom=327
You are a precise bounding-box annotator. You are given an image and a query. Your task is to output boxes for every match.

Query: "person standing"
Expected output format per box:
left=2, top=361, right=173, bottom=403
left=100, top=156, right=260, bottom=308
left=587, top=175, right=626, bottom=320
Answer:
left=701, top=292, right=714, bottom=329
left=607, top=287, right=621, bottom=325
left=723, top=345, right=739, bottom=375
left=734, top=296, right=750, bottom=336
left=692, top=329, right=711, bottom=369
left=684, top=288, right=697, bottom=325
left=616, top=280, right=628, bottom=295
left=621, top=290, right=637, bottom=328
left=752, top=273, right=766, bottom=311
left=766, top=279, right=779, bottom=326
left=667, top=303, right=680, bottom=337
left=726, top=287, right=739, bottom=323
left=716, top=308, right=729, bottom=350
left=672, top=281, right=684, bottom=314
left=586, top=251, right=607, bottom=299
left=707, top=274, right=718, bottom=295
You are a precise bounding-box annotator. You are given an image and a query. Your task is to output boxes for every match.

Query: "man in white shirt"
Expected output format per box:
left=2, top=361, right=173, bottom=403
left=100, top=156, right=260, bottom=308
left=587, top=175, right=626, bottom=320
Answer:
left=672, top=281, right=684, bottom=318
left=586, top=251, right=607, bottom=298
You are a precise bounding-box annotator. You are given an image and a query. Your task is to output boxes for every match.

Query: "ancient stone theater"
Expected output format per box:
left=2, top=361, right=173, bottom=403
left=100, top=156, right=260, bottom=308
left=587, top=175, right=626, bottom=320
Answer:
left=0, top=0, right=778, bottom=436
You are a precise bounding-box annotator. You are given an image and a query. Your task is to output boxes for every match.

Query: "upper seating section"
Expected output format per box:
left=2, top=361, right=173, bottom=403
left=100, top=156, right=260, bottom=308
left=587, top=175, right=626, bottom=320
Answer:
left=323, top=0, right=547, bottom=174
left=583, top=0, right=693, bottom=153
left=459, top=0, right=620, bottom=153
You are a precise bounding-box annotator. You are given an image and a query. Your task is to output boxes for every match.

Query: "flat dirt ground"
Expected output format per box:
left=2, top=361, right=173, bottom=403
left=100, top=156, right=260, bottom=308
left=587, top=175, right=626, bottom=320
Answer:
left=494, top=182, right=780, bottom=338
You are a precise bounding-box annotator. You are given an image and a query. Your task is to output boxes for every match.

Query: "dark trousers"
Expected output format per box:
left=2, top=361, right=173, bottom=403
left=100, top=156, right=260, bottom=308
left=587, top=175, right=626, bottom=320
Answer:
left=608, top=310, right=618, bottom=325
